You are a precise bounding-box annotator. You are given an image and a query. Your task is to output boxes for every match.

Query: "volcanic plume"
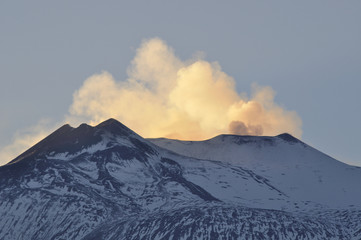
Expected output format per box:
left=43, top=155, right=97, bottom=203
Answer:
left=68, top=38, right=302, bottom=140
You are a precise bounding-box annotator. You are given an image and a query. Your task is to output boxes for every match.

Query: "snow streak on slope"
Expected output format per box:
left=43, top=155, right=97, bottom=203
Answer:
left=1, top=119, right=361, bottom=239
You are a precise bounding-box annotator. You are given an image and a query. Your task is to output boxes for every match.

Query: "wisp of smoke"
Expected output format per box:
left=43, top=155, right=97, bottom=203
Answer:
left=0, top=119, right=57, bottom=165
left=68, top=38, right=302, bottom=140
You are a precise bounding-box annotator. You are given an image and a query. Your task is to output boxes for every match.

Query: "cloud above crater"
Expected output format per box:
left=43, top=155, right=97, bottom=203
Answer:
left=68, top=38, right=302, bottom=140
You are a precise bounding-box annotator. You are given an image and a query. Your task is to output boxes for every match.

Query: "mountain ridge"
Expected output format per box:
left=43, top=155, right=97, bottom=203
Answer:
left=1, top=118, right=360, bottom=239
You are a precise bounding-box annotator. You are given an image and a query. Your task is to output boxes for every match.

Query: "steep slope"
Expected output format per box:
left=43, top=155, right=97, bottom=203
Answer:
left=0, top=119, right=360, bottom=239
left=0, top=119, right=217, bottom=239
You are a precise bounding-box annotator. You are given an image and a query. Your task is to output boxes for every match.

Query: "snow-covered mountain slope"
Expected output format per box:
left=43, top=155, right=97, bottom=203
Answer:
left=149, top=134, right=361, bottom=210
left=1, top=119, right=360, bottom=239
left=83, top=205, right=354, bottom=240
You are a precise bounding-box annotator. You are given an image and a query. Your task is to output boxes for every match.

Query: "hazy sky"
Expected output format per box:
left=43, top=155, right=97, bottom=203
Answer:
left=0, top=1, right=360, bottom=166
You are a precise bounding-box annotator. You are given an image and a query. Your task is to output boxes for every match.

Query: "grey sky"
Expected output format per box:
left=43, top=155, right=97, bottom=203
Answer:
left=1, top=1, right=360, bottom=165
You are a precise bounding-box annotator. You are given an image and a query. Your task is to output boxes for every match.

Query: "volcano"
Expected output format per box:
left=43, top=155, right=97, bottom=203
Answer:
left=1, top=119, right=360, bottom=239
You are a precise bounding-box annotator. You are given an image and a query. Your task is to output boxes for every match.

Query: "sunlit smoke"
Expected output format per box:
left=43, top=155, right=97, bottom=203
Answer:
left=68, top=37, right=302, bottom=140
left=0, top=37, right=302, bottom=165
left=0, top=119, right=57, bottom=165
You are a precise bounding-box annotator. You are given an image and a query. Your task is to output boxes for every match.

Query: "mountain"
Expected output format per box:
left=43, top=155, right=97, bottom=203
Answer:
left=0, top=119, right=360, bottom=239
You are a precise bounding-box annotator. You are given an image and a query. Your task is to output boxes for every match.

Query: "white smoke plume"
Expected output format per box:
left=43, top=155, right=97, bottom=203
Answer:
left=68, top=37, right=302, bottom=140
